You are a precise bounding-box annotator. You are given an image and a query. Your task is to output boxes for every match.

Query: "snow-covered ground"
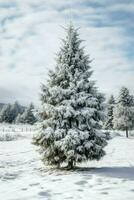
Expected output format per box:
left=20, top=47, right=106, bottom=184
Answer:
left=0, top=125, right=134, bottom=200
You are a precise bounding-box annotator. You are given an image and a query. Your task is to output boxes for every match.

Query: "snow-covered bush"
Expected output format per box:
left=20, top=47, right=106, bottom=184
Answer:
left=0, top=133, right=18, bottom=141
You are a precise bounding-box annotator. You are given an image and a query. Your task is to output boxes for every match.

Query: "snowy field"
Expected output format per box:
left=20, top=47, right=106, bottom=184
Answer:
left=0, top=125, right=134, bottom=200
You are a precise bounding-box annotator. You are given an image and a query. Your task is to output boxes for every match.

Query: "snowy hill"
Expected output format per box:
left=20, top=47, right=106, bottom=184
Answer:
left=0, top=125, right=134, bottom=200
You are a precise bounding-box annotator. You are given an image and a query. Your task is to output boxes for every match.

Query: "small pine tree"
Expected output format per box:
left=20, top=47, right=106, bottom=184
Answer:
left=113, top=87, right=134, bottom=137
left=33, top=25, right=107, bottom=169
left=0, top=104, right=12, bottom=123
left=10, top=101, right=24, bottom=123
left=0, top=101, right=25, bottom=124
left=104, top=95, right=115, bottom=130
left=22, top=103, right=37, bottom=125
left=15, top=113, right=24, bottom=124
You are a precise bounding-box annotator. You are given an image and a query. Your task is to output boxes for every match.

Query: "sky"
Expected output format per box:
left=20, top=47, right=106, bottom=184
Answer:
left=0, top=0, right=134, bottom=106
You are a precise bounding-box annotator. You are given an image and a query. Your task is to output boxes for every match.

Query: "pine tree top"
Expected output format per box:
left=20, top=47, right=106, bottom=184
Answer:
left=118, top=86, right=133, bottom=106
left=108, top=95, right=115, bottom=105
left=47, top=24, right=93, bottom=90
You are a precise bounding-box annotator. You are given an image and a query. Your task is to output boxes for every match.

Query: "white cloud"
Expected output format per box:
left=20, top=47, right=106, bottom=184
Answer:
left=0, top=0, right=133, bottom=105
left=108, top=3, right=134, bottom=12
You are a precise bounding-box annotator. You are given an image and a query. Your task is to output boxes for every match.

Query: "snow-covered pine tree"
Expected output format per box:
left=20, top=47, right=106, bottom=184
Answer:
left=10, top=101, right=24, bottom=123
left=104, top=95, right=115, bottom=130
left=0, top=104, right=12, bottom=123
left=33, top=25, right=107, bottom=169
left=113, top=87, right=134, bottom=137
left=15, top=113, right=24, bottom=124
left=22, top=103, right=37, bottom=125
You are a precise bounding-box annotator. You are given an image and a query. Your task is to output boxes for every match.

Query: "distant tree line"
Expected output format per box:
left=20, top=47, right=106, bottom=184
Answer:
left=104, top=87, right=134, bottom=137
left=0, top=101, right=37, bottom=125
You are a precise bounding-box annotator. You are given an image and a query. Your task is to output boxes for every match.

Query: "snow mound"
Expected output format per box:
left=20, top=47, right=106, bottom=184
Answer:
left=0, top=133, right=19, bottom=141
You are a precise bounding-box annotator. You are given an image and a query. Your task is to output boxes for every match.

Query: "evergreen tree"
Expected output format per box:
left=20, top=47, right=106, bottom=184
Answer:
left=0, top=101, right=25, bottom=124
left=33, top=25, right=107, bottom=169
left=10, top=101, right=24, bottom=123
left=104, top=95, right=115, bottom=130
left=22, top=103, right=37, bottom=125
left=113, top=87, right=134, bottom=137
left=15, top=113, right=24, bottom=124
left=0, top=104, right=12, bottom=123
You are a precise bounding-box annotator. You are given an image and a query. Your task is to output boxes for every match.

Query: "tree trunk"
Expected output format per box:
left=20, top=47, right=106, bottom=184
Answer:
left=126, top=127, right=128, bottom=138
left=67, top=160, right=74, bottom=170
left=57, top=162, right=60, bottom=169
